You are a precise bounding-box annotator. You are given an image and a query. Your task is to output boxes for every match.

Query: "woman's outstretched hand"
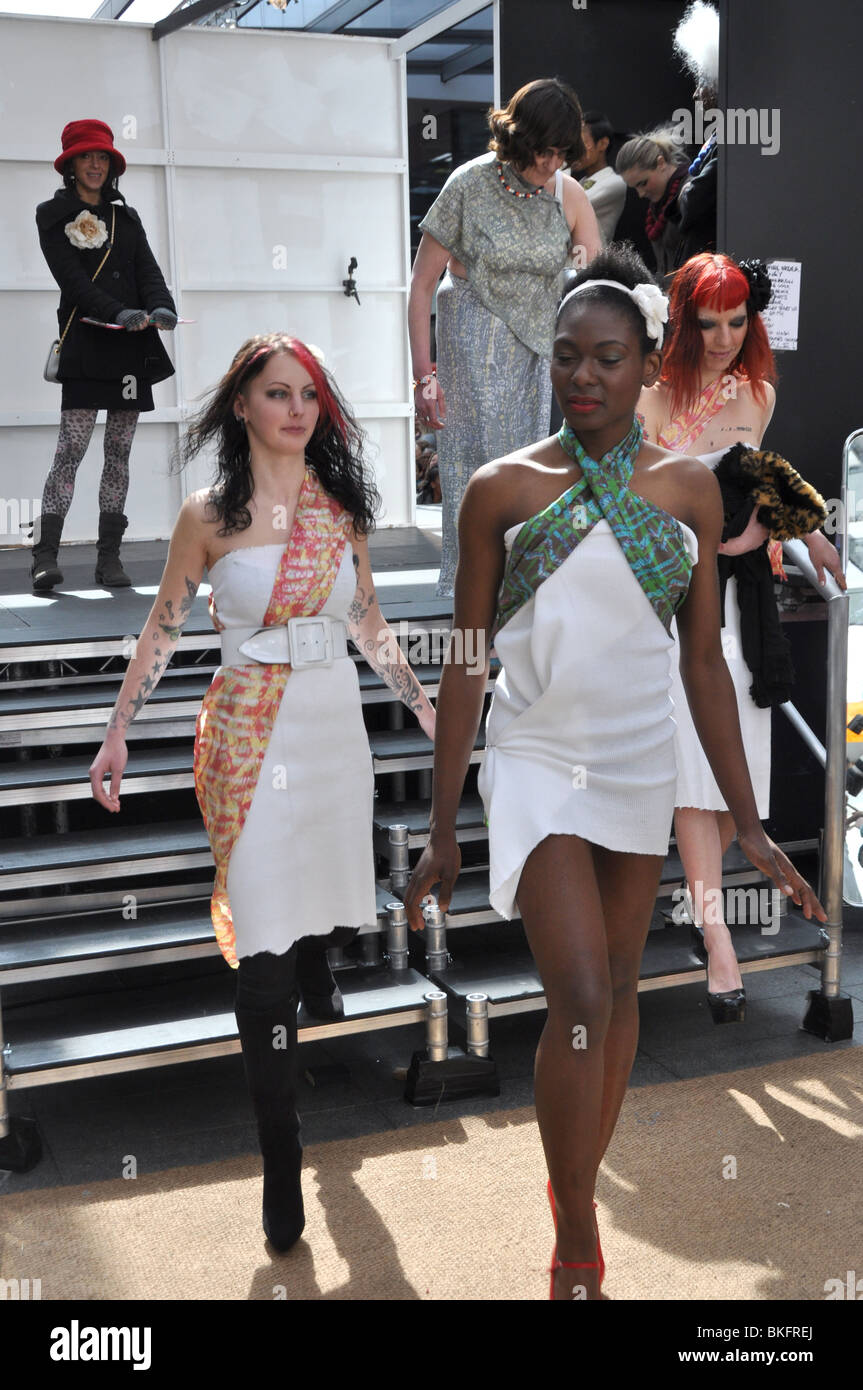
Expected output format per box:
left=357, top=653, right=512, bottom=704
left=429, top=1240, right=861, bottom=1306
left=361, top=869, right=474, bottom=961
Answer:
left=403, top=834, right=461, bottom=932
left=736, top=826, right=827, bottom=921
left=89, top=730, right=128, bottom=812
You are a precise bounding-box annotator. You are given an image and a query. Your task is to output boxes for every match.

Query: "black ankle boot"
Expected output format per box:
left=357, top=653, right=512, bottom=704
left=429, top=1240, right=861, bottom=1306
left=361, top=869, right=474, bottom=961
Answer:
left=95, top=511, right=131, bottom=587
left=30, top=512, right=65, bottom=591
left=235, top=998, right=305, bottom=1252
left=297, top=928, right=359, bottom=1020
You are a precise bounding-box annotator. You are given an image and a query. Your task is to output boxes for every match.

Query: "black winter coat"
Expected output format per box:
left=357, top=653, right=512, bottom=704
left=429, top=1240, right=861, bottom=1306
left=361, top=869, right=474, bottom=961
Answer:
left=36, top=187, right=176, bottom=386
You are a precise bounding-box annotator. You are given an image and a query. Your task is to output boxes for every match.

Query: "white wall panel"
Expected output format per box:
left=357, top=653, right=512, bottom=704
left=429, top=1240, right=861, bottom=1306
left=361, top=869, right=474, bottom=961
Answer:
left=0, top=19, right=165, bottom=157
left=180, top=292, right=405, bottom=405
left=0, top=16, right=412, bottom=540
left=0, top=424, right=181, bottom=546
left=173, top=169, right=405, bottom=289
left=163, top=31, right=402, bottom=159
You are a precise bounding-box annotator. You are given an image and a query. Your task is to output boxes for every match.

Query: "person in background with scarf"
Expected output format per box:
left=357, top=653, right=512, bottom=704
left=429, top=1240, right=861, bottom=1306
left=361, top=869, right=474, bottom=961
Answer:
left=89, top=334, right=435, bottom=1253
left=615, top=128, right=690, bottom=281
left=639, top=252, right=843, bottom=1021
left=404, top=246, right=824, bottom=1299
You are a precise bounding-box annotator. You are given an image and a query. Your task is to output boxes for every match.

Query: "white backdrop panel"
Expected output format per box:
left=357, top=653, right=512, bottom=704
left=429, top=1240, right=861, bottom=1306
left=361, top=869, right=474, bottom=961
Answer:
left=174, top=169, right=405, bottom=289
left=0, top=293, right=178, bottom=417
left=0, top=18, right=165, bottom=157
left=180, top=292, right=406, bottom=406
left=0, top=424, right=181, bottom=546
left=163, top=30, right=401, bottom=159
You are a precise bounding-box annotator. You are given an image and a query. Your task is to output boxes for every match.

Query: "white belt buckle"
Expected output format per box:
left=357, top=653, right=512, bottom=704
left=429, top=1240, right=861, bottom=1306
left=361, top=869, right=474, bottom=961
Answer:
left=287, top=614, right=334, bottom=669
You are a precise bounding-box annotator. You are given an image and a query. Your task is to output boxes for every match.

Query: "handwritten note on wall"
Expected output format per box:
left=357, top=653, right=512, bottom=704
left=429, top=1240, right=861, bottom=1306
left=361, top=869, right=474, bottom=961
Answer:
left=762, top=260, right=802, bottom=351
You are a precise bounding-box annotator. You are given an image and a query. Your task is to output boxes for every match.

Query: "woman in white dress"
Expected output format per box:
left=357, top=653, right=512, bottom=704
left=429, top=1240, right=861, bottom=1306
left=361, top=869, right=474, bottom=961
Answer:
left=90, top=333, right=436, bottom=1253
left=404, top=246, right=824, bottom=1300
left=639, top=253, right=843, bottom=1016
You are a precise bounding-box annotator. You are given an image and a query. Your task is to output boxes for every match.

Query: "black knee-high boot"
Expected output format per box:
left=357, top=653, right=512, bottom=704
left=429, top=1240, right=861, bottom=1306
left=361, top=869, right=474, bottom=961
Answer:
left=235, top=992, right=305, bottom=1252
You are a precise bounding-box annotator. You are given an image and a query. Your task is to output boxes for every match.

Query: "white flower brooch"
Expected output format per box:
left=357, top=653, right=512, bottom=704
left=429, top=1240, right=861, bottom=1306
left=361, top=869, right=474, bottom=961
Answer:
left=65, top=210, right=109, bottom=251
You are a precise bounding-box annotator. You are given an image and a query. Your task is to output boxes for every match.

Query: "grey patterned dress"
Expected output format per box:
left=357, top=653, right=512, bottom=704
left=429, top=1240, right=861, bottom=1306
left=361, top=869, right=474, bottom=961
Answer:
left=419, top=153, right=572, bottom=596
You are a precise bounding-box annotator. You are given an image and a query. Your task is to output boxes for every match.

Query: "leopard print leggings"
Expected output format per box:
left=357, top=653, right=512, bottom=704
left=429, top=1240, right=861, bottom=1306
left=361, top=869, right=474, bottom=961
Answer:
left=42, top=408, right=140, bottom=517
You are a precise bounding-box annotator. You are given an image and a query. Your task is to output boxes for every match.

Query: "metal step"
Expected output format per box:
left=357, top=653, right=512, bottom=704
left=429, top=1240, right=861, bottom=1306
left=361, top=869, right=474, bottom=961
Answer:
left=0, top=819, right=211, bottom=892
left=0, top=744, right=194, bottom=805
left=0, top=884, right=396, bottom=983
left=423, top=913, right=826, bottom=1021
left=2, top=962, right=438, bottom=1088
left=373, top=795, right=487, bottom=852
left=370, top=726, right=484, bottom=774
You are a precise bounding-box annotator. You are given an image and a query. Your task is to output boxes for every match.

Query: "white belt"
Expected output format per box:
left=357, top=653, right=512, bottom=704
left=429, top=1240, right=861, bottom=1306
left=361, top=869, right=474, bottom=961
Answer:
left=220, top=615, right=349, bottom=669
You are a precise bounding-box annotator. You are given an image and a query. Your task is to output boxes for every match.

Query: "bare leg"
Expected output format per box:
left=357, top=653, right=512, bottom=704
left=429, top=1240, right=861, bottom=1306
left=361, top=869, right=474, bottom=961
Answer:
left=517, top=834, right=662, bottom=1300
left=674, top=806, right=743, bottom=993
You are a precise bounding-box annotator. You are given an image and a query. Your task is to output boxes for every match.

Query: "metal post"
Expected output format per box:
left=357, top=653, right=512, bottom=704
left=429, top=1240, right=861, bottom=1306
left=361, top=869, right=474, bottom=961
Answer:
left=424, top=901, right=448, bottom=973
left=465, top=992, right=489, bottom=1057
left=783, top=539, right=854, bottom=1040
left=388, top=823, right=410, bottom=896
left=386, top=901, right=409, bottom=971
left=388, top=701, right=406, bottom=803
left=820, top=592, right=850, bottom=998
left=424, top=989, right=448, bottom=1062
left=0, top=997, right=9, bottom=1140
left=360, top=932, right=382, bottom=965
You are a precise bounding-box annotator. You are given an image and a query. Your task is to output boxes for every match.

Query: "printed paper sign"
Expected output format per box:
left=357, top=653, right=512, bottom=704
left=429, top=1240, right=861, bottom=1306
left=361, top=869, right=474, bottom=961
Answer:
left=762, top=260, right=801, bottom=350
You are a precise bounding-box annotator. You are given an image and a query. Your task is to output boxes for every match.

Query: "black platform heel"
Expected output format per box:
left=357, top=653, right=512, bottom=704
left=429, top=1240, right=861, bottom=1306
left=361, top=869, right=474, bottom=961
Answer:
left=689, top=907, right=746, bottom=1024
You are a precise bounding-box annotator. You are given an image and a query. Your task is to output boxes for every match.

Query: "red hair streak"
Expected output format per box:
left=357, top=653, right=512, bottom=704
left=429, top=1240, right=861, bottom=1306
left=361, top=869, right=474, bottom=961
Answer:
left=661, top=253, right=777, bottom=418
left=240, top=337, right=349, bottom=445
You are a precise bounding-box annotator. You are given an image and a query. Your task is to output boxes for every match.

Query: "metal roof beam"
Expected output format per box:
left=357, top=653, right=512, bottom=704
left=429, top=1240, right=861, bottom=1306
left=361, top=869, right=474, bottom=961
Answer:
left=305, top=0, right=381, bottom=33
left=439, top=39, right=492, bottom=81
left=152, top=0, right=234, bottom=41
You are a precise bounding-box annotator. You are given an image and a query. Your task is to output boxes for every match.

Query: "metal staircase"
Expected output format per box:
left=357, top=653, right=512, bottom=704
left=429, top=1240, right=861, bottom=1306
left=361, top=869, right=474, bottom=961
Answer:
left=0, top=541, right=846, bottom=1172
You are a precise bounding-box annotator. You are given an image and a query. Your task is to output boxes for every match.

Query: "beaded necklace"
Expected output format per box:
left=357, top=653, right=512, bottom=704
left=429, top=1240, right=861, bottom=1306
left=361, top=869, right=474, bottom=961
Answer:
left=495, top=160, right=545, bottom=199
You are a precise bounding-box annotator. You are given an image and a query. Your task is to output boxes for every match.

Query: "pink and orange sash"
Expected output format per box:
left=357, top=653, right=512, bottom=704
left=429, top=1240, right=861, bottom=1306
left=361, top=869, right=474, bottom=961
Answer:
left=194, top=468, right=353, bottom=968
left=659, top=374, right=786, bottom=579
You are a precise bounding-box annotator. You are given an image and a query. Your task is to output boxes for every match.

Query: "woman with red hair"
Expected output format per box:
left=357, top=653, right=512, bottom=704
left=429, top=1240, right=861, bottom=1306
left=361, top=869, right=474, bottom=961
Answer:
left=89, top=334, right=436, bottom=1251
left=640, top=254, right=842, bottom=1020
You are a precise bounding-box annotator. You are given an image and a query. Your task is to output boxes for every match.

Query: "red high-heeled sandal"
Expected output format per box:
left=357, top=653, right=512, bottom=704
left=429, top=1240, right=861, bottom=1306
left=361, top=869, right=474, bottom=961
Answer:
left=547, top=1180, right=605, bottom=1299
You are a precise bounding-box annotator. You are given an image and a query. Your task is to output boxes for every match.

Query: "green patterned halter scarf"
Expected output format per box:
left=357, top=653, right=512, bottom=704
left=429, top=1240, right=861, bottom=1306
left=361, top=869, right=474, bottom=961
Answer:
left=494, top=417, right=693, bottom=637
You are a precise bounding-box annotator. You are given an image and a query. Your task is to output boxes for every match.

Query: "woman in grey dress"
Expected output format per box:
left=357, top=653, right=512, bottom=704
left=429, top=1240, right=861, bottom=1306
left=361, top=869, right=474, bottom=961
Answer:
left=409, top=78, right=601, bottom=596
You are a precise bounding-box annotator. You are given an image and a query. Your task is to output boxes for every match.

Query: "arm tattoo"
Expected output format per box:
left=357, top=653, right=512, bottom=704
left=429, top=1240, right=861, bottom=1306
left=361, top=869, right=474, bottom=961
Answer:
left=107, top=576, right=198, bottom=732
left=361, top=638, right=425, bottom=715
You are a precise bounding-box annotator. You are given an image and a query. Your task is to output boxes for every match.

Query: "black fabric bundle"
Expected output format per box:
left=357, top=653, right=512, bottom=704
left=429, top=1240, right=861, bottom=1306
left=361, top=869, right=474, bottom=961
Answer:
left=713, top=445, right=826, bottom=709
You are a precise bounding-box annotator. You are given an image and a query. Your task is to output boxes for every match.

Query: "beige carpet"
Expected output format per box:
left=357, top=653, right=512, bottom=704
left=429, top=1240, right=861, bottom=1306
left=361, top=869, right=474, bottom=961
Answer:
left=2, top=1048, right=860, bottom=1301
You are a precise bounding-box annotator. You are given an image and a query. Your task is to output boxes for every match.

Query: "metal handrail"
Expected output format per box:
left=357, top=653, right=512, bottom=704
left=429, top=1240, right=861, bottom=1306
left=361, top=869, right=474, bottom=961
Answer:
left=780, top=538, right=849, bottom=1019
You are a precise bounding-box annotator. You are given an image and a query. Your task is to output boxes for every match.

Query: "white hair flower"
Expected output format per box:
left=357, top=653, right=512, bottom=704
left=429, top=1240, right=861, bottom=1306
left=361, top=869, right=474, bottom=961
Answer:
left=629, top=283, right=669, bottom=348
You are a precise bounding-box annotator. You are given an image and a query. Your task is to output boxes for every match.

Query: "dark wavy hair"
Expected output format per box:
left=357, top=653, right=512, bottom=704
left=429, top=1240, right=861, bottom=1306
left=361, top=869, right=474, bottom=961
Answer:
left=488, top=77, right=584, bottom=169
left=557, top=242, right=662, bottom=355
left=177, top=334, right=380, bottom=537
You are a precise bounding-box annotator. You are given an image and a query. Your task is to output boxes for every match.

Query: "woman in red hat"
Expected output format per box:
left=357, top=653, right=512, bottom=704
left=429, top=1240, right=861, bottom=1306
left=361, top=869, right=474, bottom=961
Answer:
left=33, top=118, right=177, bottom=590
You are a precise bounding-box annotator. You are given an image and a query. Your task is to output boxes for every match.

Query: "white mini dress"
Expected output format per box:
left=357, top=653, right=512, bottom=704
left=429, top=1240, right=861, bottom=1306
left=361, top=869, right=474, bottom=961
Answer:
left=207, top=543, right=378, bottom=959
left=479, top=515, right=699, bottom=920
left=667, top=447, right=772, bottom=817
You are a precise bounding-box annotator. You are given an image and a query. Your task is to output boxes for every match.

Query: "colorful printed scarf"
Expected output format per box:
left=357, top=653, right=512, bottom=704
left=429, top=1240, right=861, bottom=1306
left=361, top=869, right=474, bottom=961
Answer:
left=194, top=468, right=353, bottom=968
left=495, top=418, right=693, bottom=637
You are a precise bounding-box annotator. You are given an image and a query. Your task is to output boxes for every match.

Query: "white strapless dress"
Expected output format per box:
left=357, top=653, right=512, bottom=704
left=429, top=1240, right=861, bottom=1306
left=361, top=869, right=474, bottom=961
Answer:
left=206, top=543, right=378, bottom=959
left=667, top=447, right=771, bottom=817
left=478, top=516, right=699, bottom=920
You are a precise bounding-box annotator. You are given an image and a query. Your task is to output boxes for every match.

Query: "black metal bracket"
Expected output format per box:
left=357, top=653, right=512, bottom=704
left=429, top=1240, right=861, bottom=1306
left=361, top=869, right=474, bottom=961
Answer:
left=342, top=257, right=361, bottom=305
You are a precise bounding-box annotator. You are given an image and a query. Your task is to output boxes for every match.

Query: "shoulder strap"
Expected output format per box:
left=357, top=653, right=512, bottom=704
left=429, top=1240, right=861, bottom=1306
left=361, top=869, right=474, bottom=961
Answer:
left=554, top=168, right=564, bottom=205
left=58, top=204, right=117, bottom=347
